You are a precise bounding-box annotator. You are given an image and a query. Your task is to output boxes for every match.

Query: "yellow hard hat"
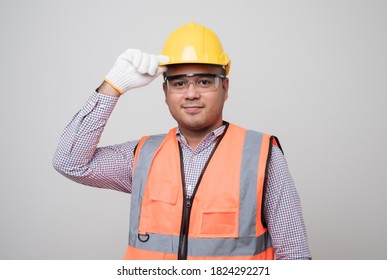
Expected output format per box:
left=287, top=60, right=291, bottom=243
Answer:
left=161, top=22, right=231, bottom=75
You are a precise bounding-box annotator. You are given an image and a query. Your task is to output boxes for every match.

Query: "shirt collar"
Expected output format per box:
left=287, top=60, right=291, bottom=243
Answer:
left=175, top=124, right=226, bottom=147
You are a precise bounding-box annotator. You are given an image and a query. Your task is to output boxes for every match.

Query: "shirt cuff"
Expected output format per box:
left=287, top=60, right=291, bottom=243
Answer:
left=80, top=91, right=119, bottom=120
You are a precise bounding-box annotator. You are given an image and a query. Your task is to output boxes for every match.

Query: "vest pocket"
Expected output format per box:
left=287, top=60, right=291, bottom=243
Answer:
left=198, top=208, right=239, bottom=238
left=139, top=184, right=182, bottom=235
left=149, top=184, right=179, bottom=205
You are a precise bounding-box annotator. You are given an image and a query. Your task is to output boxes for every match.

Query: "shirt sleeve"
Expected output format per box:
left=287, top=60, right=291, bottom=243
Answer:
left=52, top=91, right=137, bottom=193
left=264, top=145, right=312, bottom=260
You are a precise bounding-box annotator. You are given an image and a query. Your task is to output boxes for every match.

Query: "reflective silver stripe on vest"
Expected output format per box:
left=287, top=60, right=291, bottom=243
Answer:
left=129, top=130, right=272, bottom=257
left=130, top=231, right=271, bottom=257
left=239, top=130, right=263, bottom=238
left=129, top=134, right=166, bottom=247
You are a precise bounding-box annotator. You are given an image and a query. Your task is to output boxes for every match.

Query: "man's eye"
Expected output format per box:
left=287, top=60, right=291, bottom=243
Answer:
left=172, top=81, right=186, bottom=87
left=198, top=79, right=213, bottom=87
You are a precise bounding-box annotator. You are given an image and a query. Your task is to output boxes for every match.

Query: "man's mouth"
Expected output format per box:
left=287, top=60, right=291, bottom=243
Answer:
left=182, top=105, right=204, bottom=113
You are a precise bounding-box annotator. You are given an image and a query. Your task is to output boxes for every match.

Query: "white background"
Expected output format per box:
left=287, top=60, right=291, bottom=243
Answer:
left=1, top=0, right=386, bottom=259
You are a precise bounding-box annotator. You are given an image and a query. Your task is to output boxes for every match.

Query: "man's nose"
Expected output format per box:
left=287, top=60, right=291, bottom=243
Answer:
left=185, top=82, right=200, bottom=98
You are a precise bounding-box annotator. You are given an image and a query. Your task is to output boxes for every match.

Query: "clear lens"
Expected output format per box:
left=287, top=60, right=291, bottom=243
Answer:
left=165, top=73, right=224, bottom=94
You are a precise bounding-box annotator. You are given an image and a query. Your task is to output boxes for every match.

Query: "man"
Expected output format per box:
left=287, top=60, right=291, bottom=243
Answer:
left=53, top=22, right=311, bottom=260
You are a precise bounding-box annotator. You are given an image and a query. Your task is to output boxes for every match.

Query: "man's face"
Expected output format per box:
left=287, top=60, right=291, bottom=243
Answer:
left=163, top=64, right=229, bottom=135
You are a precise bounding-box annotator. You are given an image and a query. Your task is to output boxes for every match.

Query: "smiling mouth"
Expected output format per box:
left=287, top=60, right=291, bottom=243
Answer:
left=183, top=106, right=203, bottom=113
left=183, top=105, right=203, bottom=109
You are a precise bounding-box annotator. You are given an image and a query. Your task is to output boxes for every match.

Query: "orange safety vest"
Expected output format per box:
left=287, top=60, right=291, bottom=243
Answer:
left=124, top=123, right=281, bottom=260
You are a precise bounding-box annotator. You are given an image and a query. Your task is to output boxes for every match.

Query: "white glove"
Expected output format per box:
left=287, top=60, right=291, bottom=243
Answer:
left=104, top=49, right=170, bottom=94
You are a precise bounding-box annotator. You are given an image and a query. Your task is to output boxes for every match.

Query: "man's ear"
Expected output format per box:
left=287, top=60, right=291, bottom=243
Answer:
left=163, top=82, right=168, bottom=102
left=223, top=78, right=229, bottom=101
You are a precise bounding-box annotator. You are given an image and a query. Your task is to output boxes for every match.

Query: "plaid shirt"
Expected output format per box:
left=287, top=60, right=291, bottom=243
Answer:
left=53, top=91, right=311, bottom=260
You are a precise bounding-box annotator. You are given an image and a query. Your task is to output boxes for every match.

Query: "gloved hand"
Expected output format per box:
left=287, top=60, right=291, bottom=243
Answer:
left=104, top=49, right=170, bottom=94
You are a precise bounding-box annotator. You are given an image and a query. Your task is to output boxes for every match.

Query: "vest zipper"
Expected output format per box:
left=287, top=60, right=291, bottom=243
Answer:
left=176, top=122, right=229, bottom=260
left=177, top=195, right=192, bottom=260
left=177, top=143, right=191, bottom=260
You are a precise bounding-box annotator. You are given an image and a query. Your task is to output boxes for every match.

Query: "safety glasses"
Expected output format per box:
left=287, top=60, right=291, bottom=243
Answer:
left=164, top=73, right=225, bottom=94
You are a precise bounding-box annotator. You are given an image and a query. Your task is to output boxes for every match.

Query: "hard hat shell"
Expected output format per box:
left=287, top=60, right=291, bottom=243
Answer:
left=161, top=22, right=231, bottom=75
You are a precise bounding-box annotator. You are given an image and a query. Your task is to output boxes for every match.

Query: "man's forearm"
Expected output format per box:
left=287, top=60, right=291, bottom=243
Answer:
left=97, top=81, right=121, bottom=97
